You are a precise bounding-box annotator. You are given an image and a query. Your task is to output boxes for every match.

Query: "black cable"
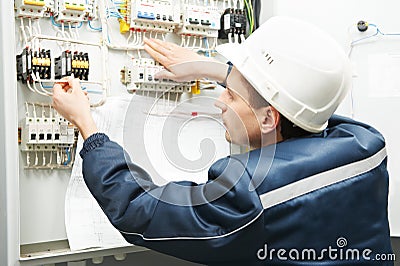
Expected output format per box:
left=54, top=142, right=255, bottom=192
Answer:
left=252, top=0, right=261, bottom=29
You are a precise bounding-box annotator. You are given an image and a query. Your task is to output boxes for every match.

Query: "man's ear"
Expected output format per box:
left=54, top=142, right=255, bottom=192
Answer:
left=259, top=105, right=280, bottom=135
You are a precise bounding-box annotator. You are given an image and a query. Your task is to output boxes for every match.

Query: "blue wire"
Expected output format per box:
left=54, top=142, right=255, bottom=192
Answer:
left=351, top=28, right=379, bottom=45
left=351, top=23, right=400, bottom=45
left=88, top=20, right=102, bottom=31
left=85, top=89, right=104, bottom=94
left=203, top=37, right=209, bottom=57
left=64, top=147, right=70, bottom=165
left=41, top=83, right=53, bottom=89
left=51, top=16, right=83, bottom=28
left=42, top=83, right=102, bottom=94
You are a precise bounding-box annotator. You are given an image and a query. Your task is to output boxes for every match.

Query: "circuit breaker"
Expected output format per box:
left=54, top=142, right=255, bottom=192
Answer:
left=15, top=0, right=54, bottom=18
left=54, top=0, right=91, bottom=22
left=20, top=103, right=77, bottom=169
left=176, top=4, right=221, bottom=37
left=124, top=58, right=193, bottom=93
left=120, top=0, right=180, bottom=33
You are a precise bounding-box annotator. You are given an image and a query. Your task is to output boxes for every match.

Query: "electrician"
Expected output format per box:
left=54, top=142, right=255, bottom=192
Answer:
left=52, top=16, right=393, bottom=265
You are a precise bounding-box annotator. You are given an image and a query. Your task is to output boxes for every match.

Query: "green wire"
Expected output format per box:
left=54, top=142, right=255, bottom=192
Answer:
left=244, top=0, right=252, bottom=33
left=244, top=0, right=254, bottom=33
left=249, top=0, right=255, bottom=33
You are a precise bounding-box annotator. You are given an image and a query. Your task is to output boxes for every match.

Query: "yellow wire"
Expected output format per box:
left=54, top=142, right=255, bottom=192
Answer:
left=244, top=0, right=254, bottom=33
left=248, top=0, right=255, bottom=33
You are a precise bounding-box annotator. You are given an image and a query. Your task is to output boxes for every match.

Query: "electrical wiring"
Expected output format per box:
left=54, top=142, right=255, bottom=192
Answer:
left=351, top=23, right=400, bottom=45
left=64, top=147, right=71, bottom=166
left=244, top=0, right=254, bottom=33
left=19, top=18, right=28, bottom=45
left=251, top=0, right=260, bottom=30
left=50, top=16, right=83, bottom=29
left=204, top=37, right=209, bottom=57
left=88, top=20, right=102, bottom=31
left=348, top=23, right=400, bottom=57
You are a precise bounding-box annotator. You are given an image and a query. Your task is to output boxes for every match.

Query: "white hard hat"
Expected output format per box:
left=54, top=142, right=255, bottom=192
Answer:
left=216, top=16, right=352, bottom=133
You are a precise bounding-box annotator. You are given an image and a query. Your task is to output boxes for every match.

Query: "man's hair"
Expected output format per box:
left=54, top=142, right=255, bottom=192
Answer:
left=240, top=75, right=312, bottom=140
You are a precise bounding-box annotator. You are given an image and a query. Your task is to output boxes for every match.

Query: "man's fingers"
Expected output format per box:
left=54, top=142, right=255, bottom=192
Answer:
left=154, top=69, right=177, bottom=81
left=149, top=38, right=177, bottom=50
left=144, top=43, right=169, bottom=65
left=53, top=83, right=65, bottom=95
left=144, top=38, right=171, bottom=54
left=67, top=77, right=83, bottom=94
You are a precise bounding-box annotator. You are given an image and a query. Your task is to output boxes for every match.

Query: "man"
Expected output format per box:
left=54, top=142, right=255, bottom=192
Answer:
left=52, top=16, right=392, bottom=265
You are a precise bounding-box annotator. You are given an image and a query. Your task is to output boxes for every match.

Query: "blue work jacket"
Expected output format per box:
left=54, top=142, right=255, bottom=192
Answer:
left=80, top=115, right=393, bottom=265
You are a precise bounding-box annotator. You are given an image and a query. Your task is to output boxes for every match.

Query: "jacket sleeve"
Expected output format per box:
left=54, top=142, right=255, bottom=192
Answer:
left=80, top=133, right=265, bottom=264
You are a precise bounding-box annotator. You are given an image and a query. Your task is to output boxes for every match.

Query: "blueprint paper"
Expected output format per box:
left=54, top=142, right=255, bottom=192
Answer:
left=65, top=94, right=230, bottom=250
left=65, top=96, right=133, bottom=251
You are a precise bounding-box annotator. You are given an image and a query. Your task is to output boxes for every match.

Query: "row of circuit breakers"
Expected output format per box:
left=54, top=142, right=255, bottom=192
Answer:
left=14, top=0, right=247, bottom=39
left=119, top=0, right=247, bottom=39
left=19, top=103, right=78, bottom=169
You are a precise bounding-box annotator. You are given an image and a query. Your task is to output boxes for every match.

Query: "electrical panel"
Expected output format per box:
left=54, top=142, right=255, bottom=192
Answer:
left=15, top=0, right=249, bottom=171
left=12, top=0, right=250, bottom=260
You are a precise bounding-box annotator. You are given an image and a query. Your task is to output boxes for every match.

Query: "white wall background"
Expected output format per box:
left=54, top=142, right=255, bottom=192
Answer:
left=261, top=0, right=400, bottom=236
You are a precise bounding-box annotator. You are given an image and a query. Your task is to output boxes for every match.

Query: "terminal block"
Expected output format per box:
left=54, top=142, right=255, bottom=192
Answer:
left=219, top=8, right=247, bottom=40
